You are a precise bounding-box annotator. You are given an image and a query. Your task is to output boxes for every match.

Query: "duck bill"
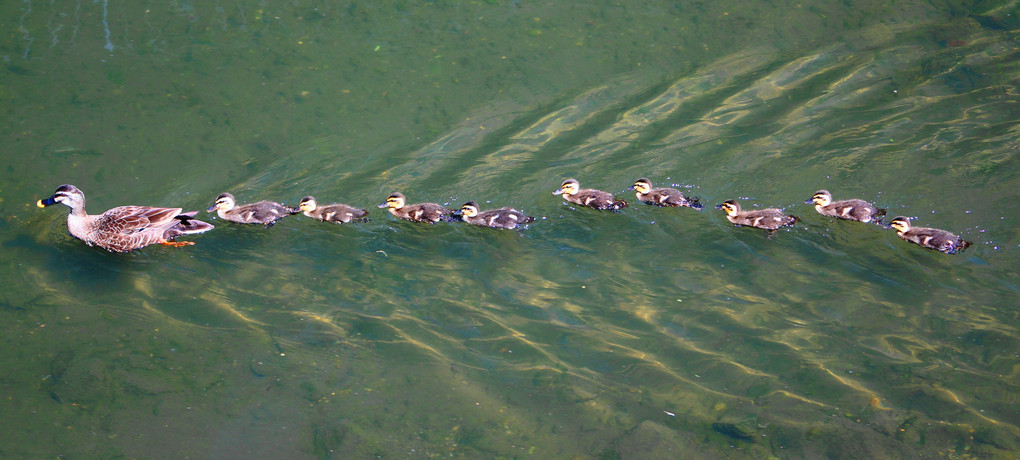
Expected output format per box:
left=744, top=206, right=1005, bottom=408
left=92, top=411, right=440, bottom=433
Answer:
left=206, top=205, right=219, bottom=212
left=37, top=196, right=58, bottom=207
left=804, top=199, right=815, bottom=204
left=552, top=189, right=564, bottom=195
left=714, top=204, right=724, bottom=210
left=377, top=202, right=390, bottom=208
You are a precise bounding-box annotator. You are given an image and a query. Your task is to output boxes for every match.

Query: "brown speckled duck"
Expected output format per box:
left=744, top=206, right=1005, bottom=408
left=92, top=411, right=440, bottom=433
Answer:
left=553, top=179, right=628, bottom=211
left=456, top=201, right=535, bottom=229
left=298, top=196, right=368, bottom=224
left=207, top=192, right=298, bottom=226
left=378, top=192, right=453, bottom=223
left=889, top=216, right=970, bottom=254
left=37, top=184, right=214, bottom=252
left=629, top=178, right=702, bottom=209
left=806, top=190, right=885, bottom=223
left=716, top=199, right=798, bottom=230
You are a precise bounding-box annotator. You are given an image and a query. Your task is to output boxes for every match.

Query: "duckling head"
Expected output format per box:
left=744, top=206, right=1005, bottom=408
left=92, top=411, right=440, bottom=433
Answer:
left=458, top=201, right=480, bottom=218
left=629, top=178, right=652, bottom=194
left=889, top=216, right=911, bottom=233
left=379, top=192, right=406, bottom=209
left=553, top=179, right=579, bottom=196
left=807, top=190, right=832, bottom=206
left=715, top=200, right=741, bottom=216
left=298, top=196, right=318, bottom=212
left=37, top=184, right=85, bottom=210
left=208, top=193, right=236, bottom=212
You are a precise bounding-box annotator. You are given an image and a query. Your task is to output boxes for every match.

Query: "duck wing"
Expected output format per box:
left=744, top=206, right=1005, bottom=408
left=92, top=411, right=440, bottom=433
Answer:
left=90, top=206, right=184, bottom=251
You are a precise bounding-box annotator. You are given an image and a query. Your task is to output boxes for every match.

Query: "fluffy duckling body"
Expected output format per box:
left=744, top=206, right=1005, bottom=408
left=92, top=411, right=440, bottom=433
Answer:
left=889, top=216, right=970, bottom=254
left=553, top=179, right=628, bottom=211
left=629, top=178, right=702, bottom=209
left=298, top=196, right=368, bottom=224
left=716, top=200, right=799, bottom=230
left=807, top=190, right=885, bottom=223
left=378, top=192, right=453, bottom=223
left=456, top=201, right=534, bottom=229
left=207, top=192, right=298, bottom=226
left=37, top=184, right=214, bottom=252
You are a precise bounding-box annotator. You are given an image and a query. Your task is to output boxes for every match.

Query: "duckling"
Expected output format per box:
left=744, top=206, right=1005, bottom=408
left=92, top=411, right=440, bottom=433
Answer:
left=806, top=190, right=885, bottom=223
left=377, top=192, right=453, bottom=223
left=36, top=184, right=214, bottom=252
left=888, top=216, right=971, bottom=254
left=629, top=178, right=702, bottom=209
left=553, top=178, right=628, bottom=211
left=715, top=199, right=799, bottom=230
left=207, top=192, right=298, bottom=226
left=298, top=196, right=368, bottom=224
left=456, top=201, right=535, bottom=229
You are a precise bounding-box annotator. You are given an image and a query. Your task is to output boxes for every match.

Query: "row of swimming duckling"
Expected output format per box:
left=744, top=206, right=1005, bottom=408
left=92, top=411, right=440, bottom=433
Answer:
left=36, top=178, right=972, bottom=254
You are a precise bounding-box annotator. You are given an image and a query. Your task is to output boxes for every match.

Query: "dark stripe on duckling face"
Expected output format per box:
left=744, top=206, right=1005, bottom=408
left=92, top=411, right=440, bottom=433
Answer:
left=379, top=193, right=405, bottom=209
left=715, top=201, right=738, bottom=215
left=807, top=190, right=831, bottom=205
left=629, top=178, right=652, bottom=194
left=459, top=202, right=479, bottom=218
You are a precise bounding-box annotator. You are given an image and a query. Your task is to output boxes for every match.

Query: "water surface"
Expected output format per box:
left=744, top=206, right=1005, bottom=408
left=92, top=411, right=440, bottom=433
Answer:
left=2, top=0, right=1018, bottom=458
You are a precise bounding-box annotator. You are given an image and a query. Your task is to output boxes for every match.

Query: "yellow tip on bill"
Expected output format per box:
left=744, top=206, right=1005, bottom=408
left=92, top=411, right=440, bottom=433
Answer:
left=36, top=200, right=45, bottom=208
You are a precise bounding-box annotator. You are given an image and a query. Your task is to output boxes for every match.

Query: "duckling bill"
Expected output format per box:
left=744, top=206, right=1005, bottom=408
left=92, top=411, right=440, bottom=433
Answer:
left=888, top=216, right=970, bottom=254
left=806, top=190, right=885, bottom=223
left=37, top=184, right=214, bottom=252
left=207, top=192, right=298, bottom=226
left=298, top=196, right=368, bottom=224
left=716, top=199, right=798, bottom=230
left=553, top=179, right=628, bottom=211
left=378, top=192, right=454, bottom=223
left=456, top=201, right=534, bottom=229
left=629, top=178, right=702, bottom=209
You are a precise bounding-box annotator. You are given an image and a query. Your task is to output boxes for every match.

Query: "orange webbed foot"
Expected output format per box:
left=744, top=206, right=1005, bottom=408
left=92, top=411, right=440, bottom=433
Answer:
left=160, top=240, right=195, bottom=248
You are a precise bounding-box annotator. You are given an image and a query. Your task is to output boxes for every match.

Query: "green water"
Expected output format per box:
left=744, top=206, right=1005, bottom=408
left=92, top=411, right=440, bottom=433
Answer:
left=2, top=0, right=1019, bottom=458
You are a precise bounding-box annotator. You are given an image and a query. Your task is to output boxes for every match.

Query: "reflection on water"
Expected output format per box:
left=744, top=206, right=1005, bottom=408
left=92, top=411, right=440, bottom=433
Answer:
left=2, top=0, right=1019, bottom=458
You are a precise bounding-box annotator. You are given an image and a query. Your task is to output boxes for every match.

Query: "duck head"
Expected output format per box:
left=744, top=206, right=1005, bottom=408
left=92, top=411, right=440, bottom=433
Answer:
left=629, top=178, right=652, bottom=194
left=37, top=184, right=85, bottom=211
left=298, top=196, right=318, bottom=212
left=208, top=193, right=236, bottom=212
left=553, top=179, right=579, bottom=196
left=715, top=200, right=741, bottom=216
left=379, top=192, right=406, bottom=210
left=889, top=216, right=912, bottom=233
left=806, top=190, right=832, bottom=206
left=457, top=201, right=480, bottom=218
